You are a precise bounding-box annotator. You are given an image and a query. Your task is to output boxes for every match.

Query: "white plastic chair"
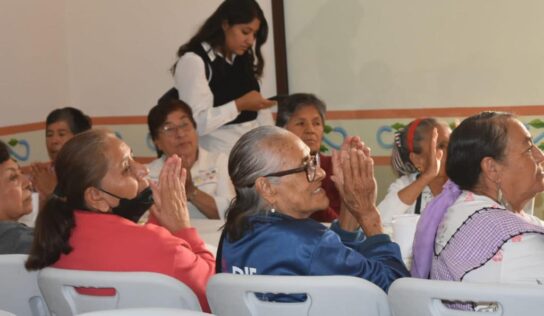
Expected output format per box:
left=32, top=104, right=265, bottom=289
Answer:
left=38, top=268, right=202, bottom=316
left=206, top=273, right=390, bottom=316
left=76, top=308, right=214, bottom=316
left=0, top=254, right=50, bottom=316
left=388, top=277, right=544, bottom=316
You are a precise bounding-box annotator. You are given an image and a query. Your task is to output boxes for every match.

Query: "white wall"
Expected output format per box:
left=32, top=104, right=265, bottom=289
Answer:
left=0, top=0, right=277, bottom=126
left=65, top=0, right=276, bottom=118
left=0, top=0, right=70, bottom=126
left=285, top=0, right=544, bottom=109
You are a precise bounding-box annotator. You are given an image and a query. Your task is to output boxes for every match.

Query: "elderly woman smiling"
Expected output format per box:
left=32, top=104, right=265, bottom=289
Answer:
left=276, top=93, right=340, bottom=222
left=147, top=100, right=235, bottom=219
left=0, top=140, right=33, bottom=254
left=217, top=126, right=409, bottom=292
left=412, top=112, right=544, bottom=284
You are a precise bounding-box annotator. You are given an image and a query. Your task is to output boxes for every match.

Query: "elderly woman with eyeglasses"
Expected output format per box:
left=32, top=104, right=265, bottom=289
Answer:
left=147, top=100, right=235, bottom=219
left=217, top=126, right=409, bottom=292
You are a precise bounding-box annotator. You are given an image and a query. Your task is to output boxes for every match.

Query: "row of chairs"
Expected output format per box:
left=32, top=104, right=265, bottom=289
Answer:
left=2, top=254, right=544, bottom=316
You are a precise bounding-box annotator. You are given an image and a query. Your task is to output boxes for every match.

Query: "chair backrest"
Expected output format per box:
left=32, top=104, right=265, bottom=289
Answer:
left=38, top=268, right=201, bottom=316
left=206, top=274, right=390, bottom=316
left=0, top=254, right=50, bottom=316
left=77, top=308, right=214, bottom=316
left=388, top=277, right=544, bottom=316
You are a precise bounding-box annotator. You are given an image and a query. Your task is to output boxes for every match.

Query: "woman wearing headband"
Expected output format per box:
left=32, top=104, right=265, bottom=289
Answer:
left=377, top=118, right=451, bottom=224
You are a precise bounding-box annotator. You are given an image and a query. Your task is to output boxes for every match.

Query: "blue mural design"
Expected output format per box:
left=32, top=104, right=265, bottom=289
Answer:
left=534, top=132, right=544, bottom=145
left=376, top=125, right=394, bottom=150
left=375, top=119, right=544, bottom=153
left=322, top=126, right=347, bottom=150
left=7, top=139, right=30, bottom=162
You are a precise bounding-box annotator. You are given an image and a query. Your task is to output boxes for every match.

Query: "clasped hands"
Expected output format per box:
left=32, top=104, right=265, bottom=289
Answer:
left=331, top=136, right=383, bottom=236
left=149, top=155, right=191, bottom=233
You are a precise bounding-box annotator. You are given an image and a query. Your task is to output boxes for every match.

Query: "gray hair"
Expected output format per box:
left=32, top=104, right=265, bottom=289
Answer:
left=224, top=126, right=293, bottom=241
left=275, top=93, right=327, bottom=127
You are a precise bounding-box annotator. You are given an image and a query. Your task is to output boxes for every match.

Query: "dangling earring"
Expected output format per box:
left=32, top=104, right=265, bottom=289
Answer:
left=497, top=184, right=510, bottom=209
left=270, top=207, right=276, bottom=213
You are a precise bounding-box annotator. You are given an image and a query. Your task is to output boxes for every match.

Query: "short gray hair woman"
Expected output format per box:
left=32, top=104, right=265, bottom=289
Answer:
left=275, top=93, right=326, bottom=129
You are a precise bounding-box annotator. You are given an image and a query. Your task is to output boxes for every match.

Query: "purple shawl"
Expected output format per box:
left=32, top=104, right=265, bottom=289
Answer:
left=411, top=180, right=461, bottom=278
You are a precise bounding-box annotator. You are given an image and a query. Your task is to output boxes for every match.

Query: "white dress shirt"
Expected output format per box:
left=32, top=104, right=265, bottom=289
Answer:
left=174, top=42, right=273, bottom=154
left=378, top=173, right=433, bottom=225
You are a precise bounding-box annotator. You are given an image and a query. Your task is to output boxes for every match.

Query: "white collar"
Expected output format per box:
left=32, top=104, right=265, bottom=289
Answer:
left=201, top=42, right=236, bottom=65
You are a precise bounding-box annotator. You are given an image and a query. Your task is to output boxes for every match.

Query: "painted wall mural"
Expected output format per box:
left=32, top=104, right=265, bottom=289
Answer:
left=4, top=116, right=544, bottom=164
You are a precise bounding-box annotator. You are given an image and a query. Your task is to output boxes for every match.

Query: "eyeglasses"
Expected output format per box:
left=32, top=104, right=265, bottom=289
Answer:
left=160, top=120, right=192, bottom=137
left=263, top=154, right=320, bottom=182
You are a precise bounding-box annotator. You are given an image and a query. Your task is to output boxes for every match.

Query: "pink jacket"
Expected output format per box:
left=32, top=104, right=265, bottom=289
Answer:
left=54, top=211, right=215, bottom=312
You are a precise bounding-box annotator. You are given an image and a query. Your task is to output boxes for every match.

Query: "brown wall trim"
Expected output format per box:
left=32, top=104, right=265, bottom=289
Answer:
left=326, top=105, right=544, bottom=120
left=92, top=116, right=147, bottom=125
left=0, top=122, right=45, bottom=136
left=2, top=105, right=543, bottom=136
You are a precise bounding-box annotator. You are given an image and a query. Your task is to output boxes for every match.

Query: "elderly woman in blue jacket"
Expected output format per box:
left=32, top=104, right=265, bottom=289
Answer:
left=217, top=126, right=409, bottom=292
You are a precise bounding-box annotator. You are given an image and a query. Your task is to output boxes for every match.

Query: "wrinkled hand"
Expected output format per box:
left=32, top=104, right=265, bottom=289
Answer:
left=150, top=155, right=190, bottom=233
left=338, top=144, right=383, bottom=236
left=30, top=162, right=56, bottom=196
left=331, top=136, right=364, bottom=195
left=421, top=128, right=444, bottom=181
left=341, top=146, right=377, bottom=215
left=235, top=90, right=276, bottom=112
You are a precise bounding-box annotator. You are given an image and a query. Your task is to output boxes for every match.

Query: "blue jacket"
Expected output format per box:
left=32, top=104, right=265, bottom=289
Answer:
left=218, top=213, right=409, bottom=292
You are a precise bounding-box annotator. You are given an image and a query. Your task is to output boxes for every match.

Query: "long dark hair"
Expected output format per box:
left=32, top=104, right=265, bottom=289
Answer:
left=26, top=130, right=111, bottom=270
left=446, top=111, right=513, bottom=191
left=171, top=0, right=268, bottom=78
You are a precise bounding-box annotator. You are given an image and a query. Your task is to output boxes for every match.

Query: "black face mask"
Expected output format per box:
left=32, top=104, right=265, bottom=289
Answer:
left=100, top=187, right=154, bottom=223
